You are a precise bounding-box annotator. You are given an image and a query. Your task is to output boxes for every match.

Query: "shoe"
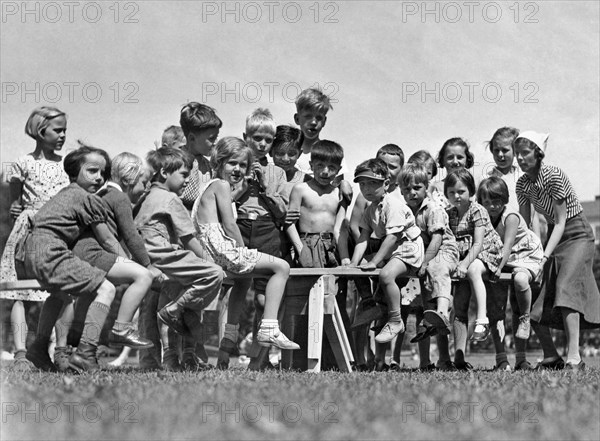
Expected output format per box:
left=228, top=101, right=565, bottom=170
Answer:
left=111, top=327, right=154, bottom=349
left=12, top=355, right=34, bottom=372
left=351, top=298, right=384, bottom=328
left=534, top=357, right=565, bottom=371
left=26, top=345, right=58, bottom=372
left=53, top=346, right=72, bottom=372
left=374, top=361, right=389, bottom=372
left=374, top=319, right=405, bottom=343
left=353, top=363, right=370, bottom=372
left=455, top=360, right=473, bottom=371
left=493, top=360, right=512, bottom=371
left=418, top=363, right=436, bottom=371
left=410, top=323, right=438, bottom=343
left=565, top=360, right=586, bottom=372
left=423, top=310, right=451, bottom=335
left=219, top=337, right=239, bottom=356
left=436, top=360, right=457, bottom=371
left=471, top=323, right=490, bottom=342
left=515, top=314, right=531, bottom=340
left=157, top=303, right=186, bottom=335
left=162, top=352, right=181, bottom=371
left=68, top=343, right=100, bottom=373
left=514, top=360, right=533, bottom=371
left=257, top=328, right=300, bottom=350
left=181, top=353, right=214, bottom=371
left=390, top=361, right=402, bottom=372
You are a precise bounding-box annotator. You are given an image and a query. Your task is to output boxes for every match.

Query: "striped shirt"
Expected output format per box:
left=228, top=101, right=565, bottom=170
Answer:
left=516, top=163, right=582, bottom=224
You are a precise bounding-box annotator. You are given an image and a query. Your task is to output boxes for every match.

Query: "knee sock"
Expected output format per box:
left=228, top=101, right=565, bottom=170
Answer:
left=495, top=352, right=508, bottom=366
left=515, top=351, right=527, bottom=366
left=224, top=323, right=239, bottom=342
left=80, top=302, right=110, bottom=347
left=32, top=296, right=64, bottom=350
left=113, top=320, right=133, bottom=332
left=453, top=318, right=468, bottom=363
left=388, top=309, right=402, bottom=322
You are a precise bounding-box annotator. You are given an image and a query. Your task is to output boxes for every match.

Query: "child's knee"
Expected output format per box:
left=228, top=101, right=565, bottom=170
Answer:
left=97, top=280, right=116, bottom=302
left=275, top=258, right=290, bottom=278
left=513, top=271, right=530, bottom=291
left=466, top=260, right=484, bottom=278
left=379, top=268, right=396, bottom=285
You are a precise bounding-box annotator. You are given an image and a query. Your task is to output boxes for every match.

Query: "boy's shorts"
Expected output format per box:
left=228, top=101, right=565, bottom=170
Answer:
left=421, top=245, right=459, bottom=304
left=296, top=232, right=339, bottom=268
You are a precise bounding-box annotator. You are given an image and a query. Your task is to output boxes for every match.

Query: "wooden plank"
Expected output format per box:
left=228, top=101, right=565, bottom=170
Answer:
left=333, top=301, right=355, bottom=365
left=323, top=315, right=351, bottom=372
left=306, top=275, right=326, bottom=372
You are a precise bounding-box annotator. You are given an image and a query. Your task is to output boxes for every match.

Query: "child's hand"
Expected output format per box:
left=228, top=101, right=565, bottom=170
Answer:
left=148, top=265, right=164, bottom=280
left=9, top=201, right=23, bottom=220
left=340, top=258, right=351, bottom=267
left=250, top=162, right=267, bottom=190
left=489, top=268, right=502, bottom=283
left=285, top=209, right=300, bottom=225
left=339, top=180, right=353, bottom=203
left=231, top=180, right=247, bottom=201
left=360, top=261, right=378, bottom=271
left=454, top=264, right=468, bottom=279
left=417, top=264, right=427, bottom=277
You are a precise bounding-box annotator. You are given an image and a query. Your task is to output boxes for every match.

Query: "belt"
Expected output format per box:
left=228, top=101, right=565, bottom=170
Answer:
left=236, top=213, right=274, bottom=221
left=299, top=232, right=334, bottom=239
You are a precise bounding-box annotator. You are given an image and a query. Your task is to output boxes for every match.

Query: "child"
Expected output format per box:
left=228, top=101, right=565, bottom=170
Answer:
left=192, top=137, right=300, bottom=368
left=18, top=146, right=154, bottom=372
left=350, top=158, right=424, bottom=344
left=293, top=88, right=352, bottom=202
left=399, top=163, right=460, bottom=371
left=238, top=108, right=288, bottom=370
left=1, top=106, right=71, bottom=371
left=478, top=176, right=544, bottom=370
left=270, top=125, right=308, bottom=204
left=432, top=138, right=475, bottom=208
left=134, top=147, right=224, bottom=370
left=286, top=140, right=350, bottom=268
left=445, top=169, right=503, bottom=370
left=161, top=125, right=186, bottom=149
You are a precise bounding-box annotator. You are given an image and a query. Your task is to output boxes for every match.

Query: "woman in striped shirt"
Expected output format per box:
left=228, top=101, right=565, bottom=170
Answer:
left=515, top=131, right=600, bottom=371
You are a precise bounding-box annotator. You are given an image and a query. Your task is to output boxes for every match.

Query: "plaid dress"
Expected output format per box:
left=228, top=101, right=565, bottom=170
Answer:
left=447, top=201, right=503, bottom=273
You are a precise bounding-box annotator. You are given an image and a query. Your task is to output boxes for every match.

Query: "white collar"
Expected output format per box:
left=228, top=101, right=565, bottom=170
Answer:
left=106, top=181, right=123, bottom=192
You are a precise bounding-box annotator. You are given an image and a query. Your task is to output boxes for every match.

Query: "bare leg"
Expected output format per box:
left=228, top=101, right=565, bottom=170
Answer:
left=106, top=258, right=153, bottom=323
left=561, top=307, right=581, bottom=364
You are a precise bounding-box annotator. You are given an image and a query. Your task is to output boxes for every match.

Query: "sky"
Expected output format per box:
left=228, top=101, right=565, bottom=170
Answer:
left=1, top=1, right=599, bottom=201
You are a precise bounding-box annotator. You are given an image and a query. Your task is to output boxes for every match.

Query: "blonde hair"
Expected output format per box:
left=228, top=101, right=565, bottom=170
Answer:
left=210, top=137, right=253, bottom=179
left=111, top=152, right=146, bottom=188
left=245, top=108, right=276, bottom=135
left=25, top=106, right=66, bottom=140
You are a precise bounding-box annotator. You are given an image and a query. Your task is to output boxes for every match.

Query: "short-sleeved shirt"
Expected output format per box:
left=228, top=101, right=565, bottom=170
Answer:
left=6, top=154, right=70, bottom=210
left=413, top=197, right=456, bottom=249
left=236, top=162, right=287, bottom=220
left=31, top=183, right=107, bottom=247
left=134, top=182, right=195, bottom=248
left=446, top=201, right=500, bottom=257
left=516, top=162, right=582, bottom=224
left=360, top=188, right=421, bottom=241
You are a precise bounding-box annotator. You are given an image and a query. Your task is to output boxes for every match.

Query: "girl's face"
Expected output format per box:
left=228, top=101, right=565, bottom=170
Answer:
left=443, top=145, right=468, bottom=173
left=446, top=180, right=471, bottom=211
left=515, top=143, right=539, bottom=174
left=220, top=152, right=249, bottom=186
left=401, top=178, right=428, bottom=209
left=77, top=153, right=106, bottom=193
left=39, top=115, right=67, bottom=151
left=480, top=194, right=505, bottom=220
left=163, top=165, right=190, bottom=195
left=126, top=172, right=149, bottom=204
left=272, top=145, right=300, bottom=172
left=491, top=139, right=514, bottom=171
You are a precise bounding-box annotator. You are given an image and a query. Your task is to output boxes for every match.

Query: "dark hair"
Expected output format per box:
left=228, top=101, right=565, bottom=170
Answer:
left=376, top=144, right=404, bottom=168
left=63, top=145, right=111, bottom=182
left=311, top=140, right=344, bottom=165
left=270, top=125, right=303, bottom=157
left=444, top=169, right=476, bottom=197
left=488, top=126, right=519, bottom=152
left=399, top=163, right=429, bottom=188
left=354, top=158, right=390, bottom=181
left=437, top=137, right=474, bottom=169
left=477, top=176, right=509, bottom=205
left=179, top=102, right=222, bottom=137
left=146, top=147, right=193, bottom=181
left=408, top=149, right=438, bottom=178
left=514, top=137, right=545, bottom=161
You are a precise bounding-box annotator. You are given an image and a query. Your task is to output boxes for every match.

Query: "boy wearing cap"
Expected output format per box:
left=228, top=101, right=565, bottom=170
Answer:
left=286, top=140, right=350, bottom=268
left=350, top=158, right=424, bottom=343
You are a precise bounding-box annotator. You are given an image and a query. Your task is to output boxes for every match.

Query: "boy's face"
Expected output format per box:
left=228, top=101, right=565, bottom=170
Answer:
left=163, top=165, right=190, bottom=196
left=378, top=153, right=402, bottom=184
left=357, top=177, right=388, bottom=202
left=310, top=160, right=341, bottom=187
left=272, top=145, right=300, bottom=172
left=244, top=127, right=274, bottom=159
left=188, top=128, right=219, bottom=157
left=294, top=109, right=327, bottom=140
left=400, top=178, right=427, bottom=209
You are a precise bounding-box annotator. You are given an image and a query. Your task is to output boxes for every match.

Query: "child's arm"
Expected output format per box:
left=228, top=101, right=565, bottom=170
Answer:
left=91, top=222, right=128, bottom=258
left=8, top=180, right=24, bottom=220
left=213, top=180, right=246, bottom=247
left=419, top=232, right=443, bottom=276
left=361, top=233, right=397, bottom=270
left=113, top=195, right=152, bottom=267
left=519, top=202, right=532, bottom=228
left=493, top=213, right=520, bottom=280
left=252, top=164, right=287, bottom=220
left=334, top=197, right=350, bottom=264
left=455, top=225, right=484, bottom=278
left=181, top=235, right=211, bottom=261
left=337, top=178, right=353, bottom=204
left=285, top=184, right=305, bottom=255
left=543, top=199, right=567, bottom=262
left=349, top=194, right=368, bottom=243
left=350, top=228, right=370, bottom=267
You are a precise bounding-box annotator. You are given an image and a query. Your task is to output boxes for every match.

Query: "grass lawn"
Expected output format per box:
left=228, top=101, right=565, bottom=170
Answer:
left=1, top=353, right=599, bottom=441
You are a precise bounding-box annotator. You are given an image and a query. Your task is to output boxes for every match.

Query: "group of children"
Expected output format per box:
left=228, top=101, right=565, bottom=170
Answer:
left=3, top=87, right=598, bottom=373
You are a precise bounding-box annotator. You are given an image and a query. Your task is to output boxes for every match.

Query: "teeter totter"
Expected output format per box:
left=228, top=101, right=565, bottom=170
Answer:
left=0, top=270, right=513, bottom=373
